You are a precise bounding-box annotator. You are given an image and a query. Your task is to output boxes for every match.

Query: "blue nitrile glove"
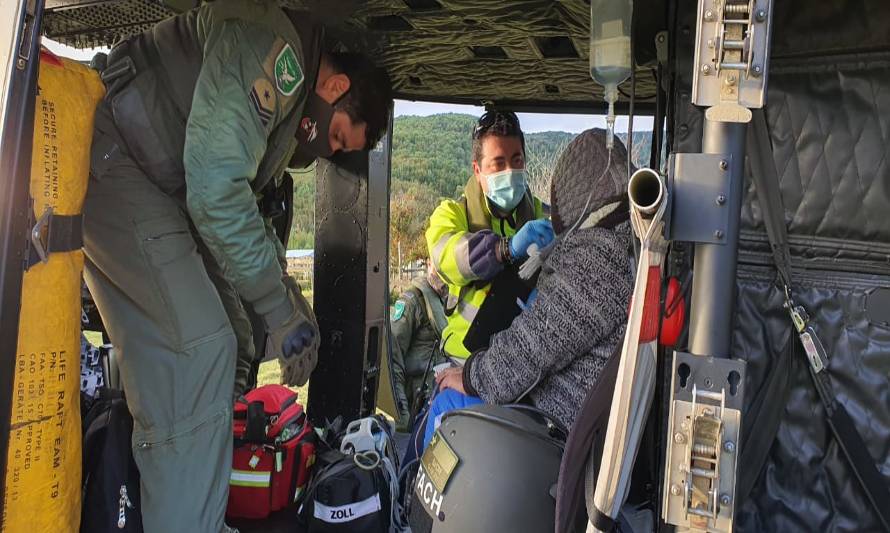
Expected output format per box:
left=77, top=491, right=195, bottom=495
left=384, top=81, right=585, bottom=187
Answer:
left=282, top=322, right=315, bottom=358
left=526, top=288, right=538, bottom=306
left=509, top=219, right=555, bottom=260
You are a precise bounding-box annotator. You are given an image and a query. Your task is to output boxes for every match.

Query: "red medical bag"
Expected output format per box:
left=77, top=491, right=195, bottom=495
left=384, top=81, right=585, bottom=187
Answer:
left=226, top=385, right=316, bottom=519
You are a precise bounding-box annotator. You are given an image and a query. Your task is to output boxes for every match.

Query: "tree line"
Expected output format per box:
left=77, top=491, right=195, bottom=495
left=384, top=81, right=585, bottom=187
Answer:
left=288, top=113, right=652, bottom=268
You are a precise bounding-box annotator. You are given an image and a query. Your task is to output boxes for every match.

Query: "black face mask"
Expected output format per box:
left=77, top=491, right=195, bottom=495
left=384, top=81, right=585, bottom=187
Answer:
left=295, top=91, right=338, bottom=160
left=289, top=144, right=317, bottom=170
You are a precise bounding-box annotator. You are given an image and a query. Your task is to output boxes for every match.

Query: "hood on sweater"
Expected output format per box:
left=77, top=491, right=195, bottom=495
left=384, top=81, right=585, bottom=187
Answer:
left=550, top=128, right=634, bottom=235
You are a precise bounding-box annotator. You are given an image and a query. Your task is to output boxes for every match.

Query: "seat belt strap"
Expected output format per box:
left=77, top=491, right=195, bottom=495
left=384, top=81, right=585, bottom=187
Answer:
left=26, top=206, right=83, bottom=269
left=413, top=283, right=446, bottom=338
left=748, top=109, right=890, bottom=532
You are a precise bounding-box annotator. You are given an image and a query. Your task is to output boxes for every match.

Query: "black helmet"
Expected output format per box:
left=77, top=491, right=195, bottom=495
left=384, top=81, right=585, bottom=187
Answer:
left=413, top=404, right=566, bottom=532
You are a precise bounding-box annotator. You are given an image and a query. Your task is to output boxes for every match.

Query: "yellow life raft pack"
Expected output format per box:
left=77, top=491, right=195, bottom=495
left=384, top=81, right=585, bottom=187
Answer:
left=2, top=48, right=103, bottom=533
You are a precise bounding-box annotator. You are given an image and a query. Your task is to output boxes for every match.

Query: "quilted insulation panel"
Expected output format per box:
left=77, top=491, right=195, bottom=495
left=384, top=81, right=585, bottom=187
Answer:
left=671, top=1, right=890, bottom=530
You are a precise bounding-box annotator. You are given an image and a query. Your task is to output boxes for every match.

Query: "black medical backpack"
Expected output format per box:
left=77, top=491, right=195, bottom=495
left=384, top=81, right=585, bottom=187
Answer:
left=80, top=388, right=143, bottom=533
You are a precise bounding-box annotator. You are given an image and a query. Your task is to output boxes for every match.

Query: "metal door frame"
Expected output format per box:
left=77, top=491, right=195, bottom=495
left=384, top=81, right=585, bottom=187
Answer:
left=0, top=0, right=46, bottom=518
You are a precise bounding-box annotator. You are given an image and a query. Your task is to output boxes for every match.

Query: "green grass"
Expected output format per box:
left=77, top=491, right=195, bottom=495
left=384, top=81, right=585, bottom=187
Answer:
left=83, top=330, right=104, bottom=346
left=256, top=357, right=393, bottom=425
left=257, top=358, right=310, bottom=403
left=254, top=285, right=315, bottom=401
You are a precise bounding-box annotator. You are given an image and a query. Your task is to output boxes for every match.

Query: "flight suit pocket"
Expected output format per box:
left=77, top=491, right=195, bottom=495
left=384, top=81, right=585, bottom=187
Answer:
left=137, top=215, right=230, bottom=350
left=110, top=71, right=187, bottom=194
left=89, top=129, right=122, bottom=182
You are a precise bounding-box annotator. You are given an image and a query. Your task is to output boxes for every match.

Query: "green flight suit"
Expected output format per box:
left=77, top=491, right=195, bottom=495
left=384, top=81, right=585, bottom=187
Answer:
left=390, top=278, right=447, bottom=430
left=82, top=1, right=312, bottom=530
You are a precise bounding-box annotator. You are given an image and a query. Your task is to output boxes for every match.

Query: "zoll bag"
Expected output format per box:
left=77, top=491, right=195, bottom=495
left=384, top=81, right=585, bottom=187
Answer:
left=298, top=416, right=409, bottom=532
left=226, top=385, right=316, bottom=519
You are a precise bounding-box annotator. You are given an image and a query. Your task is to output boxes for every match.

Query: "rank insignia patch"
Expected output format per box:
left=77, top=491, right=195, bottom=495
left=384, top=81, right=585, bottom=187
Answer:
left=249, top=78, right=276, bottom=127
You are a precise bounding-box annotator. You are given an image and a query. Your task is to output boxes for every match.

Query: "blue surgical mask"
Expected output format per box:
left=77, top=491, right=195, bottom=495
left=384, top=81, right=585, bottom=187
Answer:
left=484, top=169, right=528, bottom=211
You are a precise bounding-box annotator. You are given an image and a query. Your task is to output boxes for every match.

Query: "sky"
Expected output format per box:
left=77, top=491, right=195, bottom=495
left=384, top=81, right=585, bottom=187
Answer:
left=42, top=38, right=653, bottom=133
left=393, top=100, right=652, bottom=133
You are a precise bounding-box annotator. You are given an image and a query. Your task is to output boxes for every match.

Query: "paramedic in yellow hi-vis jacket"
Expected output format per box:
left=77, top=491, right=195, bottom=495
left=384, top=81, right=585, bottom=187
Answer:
left=426, top=110, right=552, bottom=359
left=81, top=1, right=391, bottom=531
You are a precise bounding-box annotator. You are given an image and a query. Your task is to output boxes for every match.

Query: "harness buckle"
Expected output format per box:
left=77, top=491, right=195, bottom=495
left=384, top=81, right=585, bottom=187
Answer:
left=799, top=327, right=828, bottom=374
left=29, top=206, right=53, bottom=265
left=788, top=305, right=808, bottom=333
left=100, top=55, right=136, bottom=85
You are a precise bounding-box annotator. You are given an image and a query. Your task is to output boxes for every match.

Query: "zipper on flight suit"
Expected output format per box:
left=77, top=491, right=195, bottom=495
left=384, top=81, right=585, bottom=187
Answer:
left=136, top=407, right=227, bottom=449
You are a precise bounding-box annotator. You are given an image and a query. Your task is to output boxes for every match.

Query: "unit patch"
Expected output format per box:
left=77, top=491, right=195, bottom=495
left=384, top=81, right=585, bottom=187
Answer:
left=391, top=300, right=406, bottom=322
left=421, top=431, right=459, bottom=493
left=274, top=44, right=303, bottom=96
left=249, top=77, right=276, bottom=127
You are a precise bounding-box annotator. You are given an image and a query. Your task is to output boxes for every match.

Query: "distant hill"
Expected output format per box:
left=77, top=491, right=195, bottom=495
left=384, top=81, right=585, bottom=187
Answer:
left=391, top=113, right=652, bottom=199
left=290, top=113, right=654, bottom=261
left=391, top=113, right=476, bottom=199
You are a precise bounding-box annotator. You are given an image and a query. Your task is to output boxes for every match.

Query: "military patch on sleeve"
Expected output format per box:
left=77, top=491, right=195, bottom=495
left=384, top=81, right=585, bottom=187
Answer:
left=274, top=43, right=303, bottom=96
left=248, top=77, right=277, bottom=127
left=391, top=300, right=407, bottom=322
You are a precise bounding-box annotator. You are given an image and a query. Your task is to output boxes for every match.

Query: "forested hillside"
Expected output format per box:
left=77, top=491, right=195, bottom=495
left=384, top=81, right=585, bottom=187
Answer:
left=289, top=113, right=653, bottom=264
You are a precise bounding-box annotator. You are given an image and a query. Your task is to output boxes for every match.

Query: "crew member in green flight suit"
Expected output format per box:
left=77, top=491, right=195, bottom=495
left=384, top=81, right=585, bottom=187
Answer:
left=82, top=1, right=392, bottom=530
left=389, top=265, right=448, bottom=431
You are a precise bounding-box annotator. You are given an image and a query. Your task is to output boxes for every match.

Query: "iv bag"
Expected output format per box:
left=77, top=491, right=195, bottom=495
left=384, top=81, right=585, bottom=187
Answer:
left=589, top=0, right=633, bottom=104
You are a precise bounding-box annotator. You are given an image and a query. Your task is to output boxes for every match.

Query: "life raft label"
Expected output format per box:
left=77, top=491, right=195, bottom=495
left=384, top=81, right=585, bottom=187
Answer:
left=5, top=349, right=71, bottom=513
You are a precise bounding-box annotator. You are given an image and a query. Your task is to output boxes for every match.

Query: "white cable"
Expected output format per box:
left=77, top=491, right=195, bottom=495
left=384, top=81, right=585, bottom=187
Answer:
left=353, top=450, right=381, bottom=470
left=346, top=419, right=410, bottom=531
left=519, top=146, right=613, bottom=281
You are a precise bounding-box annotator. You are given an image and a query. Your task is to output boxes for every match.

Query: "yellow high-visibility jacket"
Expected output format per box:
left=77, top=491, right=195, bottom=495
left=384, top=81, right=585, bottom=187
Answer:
left=426, top=175, right=545, bottom=357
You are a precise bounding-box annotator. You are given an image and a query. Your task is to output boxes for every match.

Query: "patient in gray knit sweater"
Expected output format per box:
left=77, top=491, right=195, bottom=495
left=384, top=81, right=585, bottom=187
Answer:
left=459, top=129, right=634, bottom=430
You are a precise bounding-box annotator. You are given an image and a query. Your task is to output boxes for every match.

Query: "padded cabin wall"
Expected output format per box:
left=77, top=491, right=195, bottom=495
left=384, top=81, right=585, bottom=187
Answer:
left=308, top=152, right=370, bottom=425
left=670, top=1, right=890, bottom=530
left=307, top=126, right=391, bottom=425
left=42, top=0, right=659, bottom=109
left=732, top=266, right=890, bottom=531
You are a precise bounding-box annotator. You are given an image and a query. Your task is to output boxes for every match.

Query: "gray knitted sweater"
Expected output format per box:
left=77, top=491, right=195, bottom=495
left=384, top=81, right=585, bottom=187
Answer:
left=463, top=225, right=633, bottom=430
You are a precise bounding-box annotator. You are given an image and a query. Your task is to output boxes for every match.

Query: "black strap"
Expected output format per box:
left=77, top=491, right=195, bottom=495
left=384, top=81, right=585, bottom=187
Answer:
left=737, top=117, right=796, bottom=499
left=736, top=336, right=792, bottom=503
left=26, top=208, right=83, bottom=269
left=590, top=506, right=616, bottom=532
left=555, top=345, right=621, bottom=533
left=462, top=264, right=532, bottom=353
left=748, top=109, right=890, bottom=531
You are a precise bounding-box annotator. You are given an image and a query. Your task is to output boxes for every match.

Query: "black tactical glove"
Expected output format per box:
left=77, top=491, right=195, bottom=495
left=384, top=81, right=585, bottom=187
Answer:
left=264, top=277, right=319, bottom=386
